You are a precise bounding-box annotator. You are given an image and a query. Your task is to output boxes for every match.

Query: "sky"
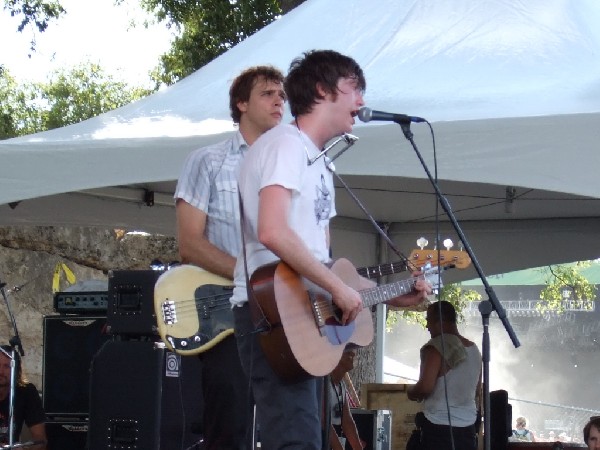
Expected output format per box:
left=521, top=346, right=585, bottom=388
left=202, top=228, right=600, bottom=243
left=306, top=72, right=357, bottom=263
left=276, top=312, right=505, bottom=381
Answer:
left=0, top=0, right=174, bottom=86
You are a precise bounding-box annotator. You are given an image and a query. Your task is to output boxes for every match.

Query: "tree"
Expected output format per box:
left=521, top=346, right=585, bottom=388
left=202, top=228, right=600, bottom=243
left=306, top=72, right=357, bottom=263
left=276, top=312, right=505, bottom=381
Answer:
left=3, top=0, right=307, bottom=83
left=387, top=283, right=482, bottom=330
left=1, top=62, right=150, bottom=139
left=38, top=62, right=150, bottom=130
left=0, top=68, right=21, bottom=138
left=0, top=67, right=45, bottom=137
left=2, top=0, right=65, bottom=52
left=538, top=261, right=597, bottom=313
left=141, top=0, right=282, bottom=86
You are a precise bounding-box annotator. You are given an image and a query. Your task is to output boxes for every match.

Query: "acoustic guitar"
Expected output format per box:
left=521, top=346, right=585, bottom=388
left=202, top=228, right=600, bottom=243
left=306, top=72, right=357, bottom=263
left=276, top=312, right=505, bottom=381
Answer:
left=248, top=255, right=471, bottom=382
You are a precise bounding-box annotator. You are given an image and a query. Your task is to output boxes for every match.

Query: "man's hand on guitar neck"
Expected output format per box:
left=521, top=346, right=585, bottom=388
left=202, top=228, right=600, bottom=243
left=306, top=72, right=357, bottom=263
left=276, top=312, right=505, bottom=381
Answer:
left=383, top=271, right=432, bottom=309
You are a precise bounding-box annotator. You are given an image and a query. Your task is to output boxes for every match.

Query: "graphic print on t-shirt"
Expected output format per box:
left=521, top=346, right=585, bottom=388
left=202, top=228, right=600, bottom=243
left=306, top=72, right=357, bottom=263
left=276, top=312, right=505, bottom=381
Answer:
left=314, top=175, right=332, bottom=224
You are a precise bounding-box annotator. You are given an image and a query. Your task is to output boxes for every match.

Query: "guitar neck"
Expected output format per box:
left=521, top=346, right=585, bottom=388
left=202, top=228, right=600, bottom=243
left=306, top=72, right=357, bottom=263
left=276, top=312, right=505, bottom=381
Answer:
left=356, top=261, right=410, bottom=279
left=359, top=276, right=419, bottom=308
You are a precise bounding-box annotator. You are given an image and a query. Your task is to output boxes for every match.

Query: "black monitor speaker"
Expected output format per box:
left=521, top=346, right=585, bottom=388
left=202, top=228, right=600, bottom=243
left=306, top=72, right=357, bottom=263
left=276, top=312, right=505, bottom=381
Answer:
left=88, top=340, right=203, bottom=450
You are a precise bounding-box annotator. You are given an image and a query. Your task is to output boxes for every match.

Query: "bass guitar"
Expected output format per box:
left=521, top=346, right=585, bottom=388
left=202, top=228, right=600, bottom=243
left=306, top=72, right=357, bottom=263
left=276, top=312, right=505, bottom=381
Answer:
left=154, top=249, right=470, bottom=356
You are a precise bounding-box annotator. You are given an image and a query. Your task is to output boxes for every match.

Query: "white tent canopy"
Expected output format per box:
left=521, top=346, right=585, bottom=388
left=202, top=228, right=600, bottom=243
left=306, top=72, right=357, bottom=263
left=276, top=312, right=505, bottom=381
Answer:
left=2, top=0, right=600, bottom=280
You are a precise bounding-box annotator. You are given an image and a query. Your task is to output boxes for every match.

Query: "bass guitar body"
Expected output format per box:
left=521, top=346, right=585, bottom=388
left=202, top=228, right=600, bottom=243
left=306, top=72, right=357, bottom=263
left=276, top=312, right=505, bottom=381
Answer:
left=154, top=265, right=234, bottom=355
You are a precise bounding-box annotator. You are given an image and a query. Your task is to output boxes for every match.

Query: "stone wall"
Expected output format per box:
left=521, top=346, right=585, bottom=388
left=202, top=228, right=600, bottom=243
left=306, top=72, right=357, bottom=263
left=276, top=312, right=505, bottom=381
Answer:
left=0, top=226, right=178, bottom=387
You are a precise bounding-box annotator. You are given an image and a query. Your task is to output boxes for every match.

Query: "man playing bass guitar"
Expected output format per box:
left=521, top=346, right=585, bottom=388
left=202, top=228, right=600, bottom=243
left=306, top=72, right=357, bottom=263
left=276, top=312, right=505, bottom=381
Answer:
left=174, top=65, right=286, bottom=450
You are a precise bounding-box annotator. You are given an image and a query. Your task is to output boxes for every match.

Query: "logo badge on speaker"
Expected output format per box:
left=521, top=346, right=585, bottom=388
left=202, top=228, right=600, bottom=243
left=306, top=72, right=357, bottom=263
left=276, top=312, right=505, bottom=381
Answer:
left=165, top=352, right=180, bottom=377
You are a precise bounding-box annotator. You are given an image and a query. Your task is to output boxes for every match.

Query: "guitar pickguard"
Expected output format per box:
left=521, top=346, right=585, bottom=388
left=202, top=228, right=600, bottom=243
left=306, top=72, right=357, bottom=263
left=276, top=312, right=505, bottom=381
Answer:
left=321, top=319, right=356, bottom=345
left=163, top=284, right=234, bottom=352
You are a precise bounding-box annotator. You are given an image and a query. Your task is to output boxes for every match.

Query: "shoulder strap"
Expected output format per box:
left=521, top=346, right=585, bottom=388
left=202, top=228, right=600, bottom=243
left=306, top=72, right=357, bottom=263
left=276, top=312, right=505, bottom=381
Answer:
left=238, top=189, right=270, bottom=330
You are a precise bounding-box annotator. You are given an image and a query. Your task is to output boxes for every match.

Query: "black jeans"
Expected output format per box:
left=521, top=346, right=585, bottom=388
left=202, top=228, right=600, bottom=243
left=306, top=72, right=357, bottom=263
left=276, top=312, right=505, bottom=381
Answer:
left=418, top=413, right=477, bottom=450
left=199, top=334, right=254, bottom=450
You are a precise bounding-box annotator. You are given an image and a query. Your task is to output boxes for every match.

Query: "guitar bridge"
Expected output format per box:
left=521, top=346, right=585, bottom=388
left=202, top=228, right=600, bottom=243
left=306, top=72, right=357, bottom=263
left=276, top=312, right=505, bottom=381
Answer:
left=161, top=300, right=177, bottom=325
left=308, top=291, right=327, bottom=336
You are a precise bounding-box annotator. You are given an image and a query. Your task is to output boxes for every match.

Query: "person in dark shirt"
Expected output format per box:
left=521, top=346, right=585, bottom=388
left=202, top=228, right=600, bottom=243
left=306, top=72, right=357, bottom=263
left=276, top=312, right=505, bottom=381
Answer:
left=0, top=345, right=47, bottom=449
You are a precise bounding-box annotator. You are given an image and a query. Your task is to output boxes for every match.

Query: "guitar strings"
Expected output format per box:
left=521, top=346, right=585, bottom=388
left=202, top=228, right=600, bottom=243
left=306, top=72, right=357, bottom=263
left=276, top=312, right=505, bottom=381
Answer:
left=162, top=294, right=234, bottom=316
left=310, top=274, right=424, bottom=319
left=358, top=261, right=411, bottom=279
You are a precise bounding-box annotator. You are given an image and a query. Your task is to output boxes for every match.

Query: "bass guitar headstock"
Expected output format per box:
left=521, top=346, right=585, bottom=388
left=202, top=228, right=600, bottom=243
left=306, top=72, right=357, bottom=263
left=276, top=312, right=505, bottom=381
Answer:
left=409, top=248, right=471, bottom=270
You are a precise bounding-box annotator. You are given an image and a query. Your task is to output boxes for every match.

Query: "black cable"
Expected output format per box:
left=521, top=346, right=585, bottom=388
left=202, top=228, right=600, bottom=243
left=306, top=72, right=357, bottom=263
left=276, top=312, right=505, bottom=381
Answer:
left=401, top=120, right=457, bottom=450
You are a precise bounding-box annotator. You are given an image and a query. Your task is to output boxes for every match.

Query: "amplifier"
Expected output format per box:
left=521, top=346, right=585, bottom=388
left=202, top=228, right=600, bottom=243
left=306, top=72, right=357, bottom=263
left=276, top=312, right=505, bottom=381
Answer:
left=45, top=420, right=88, bottom=450
left=54, top=291, right=108, bottom=314
left=348, top=408, right=392, bottom=450
left=107, top=270, right=162, bottom=336
left=42, top=316, right=110, bottom=417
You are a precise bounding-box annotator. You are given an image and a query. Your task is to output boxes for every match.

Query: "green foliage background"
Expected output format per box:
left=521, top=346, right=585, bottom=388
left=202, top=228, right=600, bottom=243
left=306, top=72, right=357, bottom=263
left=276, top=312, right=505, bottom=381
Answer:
left=1, top=63, right=149, bottom=139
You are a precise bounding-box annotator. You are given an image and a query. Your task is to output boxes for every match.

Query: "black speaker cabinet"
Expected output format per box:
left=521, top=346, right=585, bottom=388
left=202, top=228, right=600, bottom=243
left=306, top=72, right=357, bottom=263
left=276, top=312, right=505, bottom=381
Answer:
left=491, top=389, right=513, bottom=450
left=42, top=315, right=111, bottom=417
left=46, top=420, right=88, bottom=450
left=88, top=340, right=203, bottom=450
left=107, top=270, right=161, bottom=336
left=347, top=409, right=391, bottom=450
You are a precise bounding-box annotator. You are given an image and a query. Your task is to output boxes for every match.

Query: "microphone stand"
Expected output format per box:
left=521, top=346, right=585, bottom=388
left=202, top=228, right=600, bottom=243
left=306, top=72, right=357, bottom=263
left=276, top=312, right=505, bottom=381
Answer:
left=0, top=278, right=26, bottom=450
left=397, top=121, right=520, bottom=450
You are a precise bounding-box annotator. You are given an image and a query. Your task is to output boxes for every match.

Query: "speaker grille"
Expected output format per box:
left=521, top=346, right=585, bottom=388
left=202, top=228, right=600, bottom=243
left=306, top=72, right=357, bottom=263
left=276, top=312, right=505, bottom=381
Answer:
left=42, top=315, right=110, bottom=417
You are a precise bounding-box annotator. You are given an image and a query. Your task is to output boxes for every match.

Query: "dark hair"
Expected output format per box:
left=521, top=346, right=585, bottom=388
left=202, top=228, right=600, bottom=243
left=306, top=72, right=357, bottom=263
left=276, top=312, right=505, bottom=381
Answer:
left=0, top=345, right=26, bottom=386
left=284, top=49, right=366, bottom=117
left=584, top=417, right=600, bottom=445
left=427, top=301, right=457, bottom=324
left=229, top=65, right=285, bottom=123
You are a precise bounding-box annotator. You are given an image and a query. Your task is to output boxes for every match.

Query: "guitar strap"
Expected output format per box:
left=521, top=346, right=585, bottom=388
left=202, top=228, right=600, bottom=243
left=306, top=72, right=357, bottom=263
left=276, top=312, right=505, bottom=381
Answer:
left=238, top=190, right=271, bottom=332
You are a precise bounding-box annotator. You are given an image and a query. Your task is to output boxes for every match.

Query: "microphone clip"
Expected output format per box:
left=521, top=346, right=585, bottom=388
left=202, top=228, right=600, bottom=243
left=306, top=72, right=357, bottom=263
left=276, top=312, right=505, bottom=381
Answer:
left=307, top=133, right=359, bottom=169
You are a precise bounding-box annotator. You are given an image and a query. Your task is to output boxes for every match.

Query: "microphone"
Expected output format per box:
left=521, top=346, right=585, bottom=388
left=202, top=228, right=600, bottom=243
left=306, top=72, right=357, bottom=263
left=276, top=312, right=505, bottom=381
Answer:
left=358, top=107, right=425, bottom=124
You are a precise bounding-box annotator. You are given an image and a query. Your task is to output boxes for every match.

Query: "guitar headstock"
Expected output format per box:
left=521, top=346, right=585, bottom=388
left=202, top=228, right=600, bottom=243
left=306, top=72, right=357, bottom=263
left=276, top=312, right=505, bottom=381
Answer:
left=409, top=249, right=471, bottom=269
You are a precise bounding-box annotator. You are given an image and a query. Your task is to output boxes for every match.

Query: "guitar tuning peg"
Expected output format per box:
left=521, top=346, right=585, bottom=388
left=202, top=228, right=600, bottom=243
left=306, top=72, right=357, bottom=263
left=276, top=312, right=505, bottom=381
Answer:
left=416, top=237, right=428, bottom=250
left=443, top=238, right=454, bottom=251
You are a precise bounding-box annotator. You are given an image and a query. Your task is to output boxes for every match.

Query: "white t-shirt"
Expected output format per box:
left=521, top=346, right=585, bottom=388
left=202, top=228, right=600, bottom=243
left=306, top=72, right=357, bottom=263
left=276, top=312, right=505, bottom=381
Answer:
left=423, top=344, right=481, bottom=427
left=230, top=123, right=336, bottom=306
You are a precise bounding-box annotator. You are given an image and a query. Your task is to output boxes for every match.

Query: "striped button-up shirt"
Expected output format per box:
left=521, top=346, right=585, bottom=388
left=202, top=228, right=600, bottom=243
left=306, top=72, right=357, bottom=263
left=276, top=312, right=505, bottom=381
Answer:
left=174, top=131, right=248, bottom=257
